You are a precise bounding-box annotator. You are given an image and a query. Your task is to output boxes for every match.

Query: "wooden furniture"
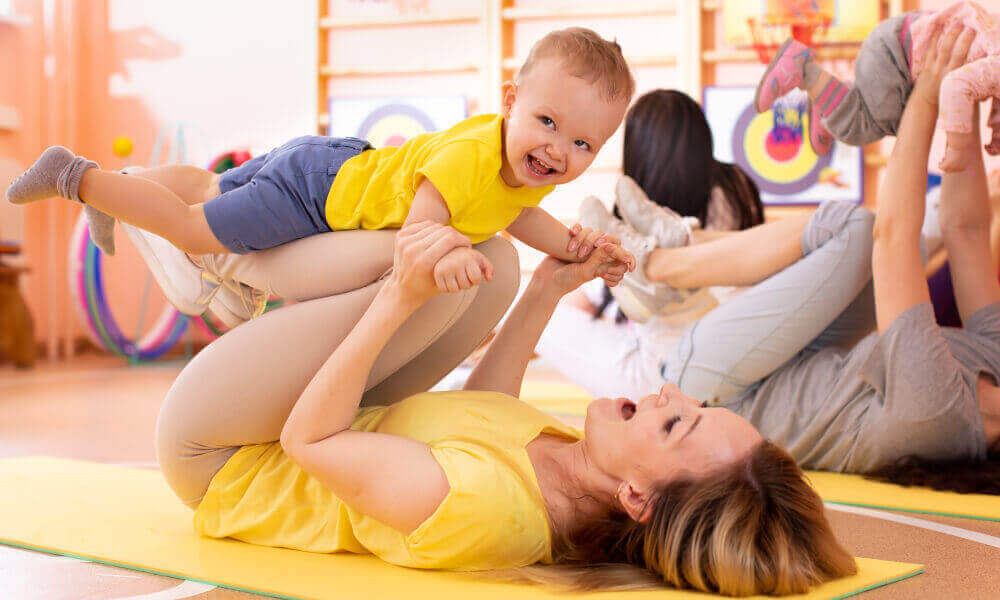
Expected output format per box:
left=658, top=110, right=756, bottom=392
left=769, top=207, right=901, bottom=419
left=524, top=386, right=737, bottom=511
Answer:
left=0, top=241, right=35, bottom=368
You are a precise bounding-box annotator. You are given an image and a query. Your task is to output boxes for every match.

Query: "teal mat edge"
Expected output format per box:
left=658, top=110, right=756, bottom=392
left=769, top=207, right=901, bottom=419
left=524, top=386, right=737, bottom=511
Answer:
left=825, top=499, right=1000, bottom=522
left=0, top=536, right=923, bottom=600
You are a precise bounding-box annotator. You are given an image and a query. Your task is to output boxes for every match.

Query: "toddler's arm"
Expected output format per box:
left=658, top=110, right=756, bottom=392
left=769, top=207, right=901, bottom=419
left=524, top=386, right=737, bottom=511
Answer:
left=506, top=207, right=635, bottom=285
left=403, top=179, right=452, bottom=227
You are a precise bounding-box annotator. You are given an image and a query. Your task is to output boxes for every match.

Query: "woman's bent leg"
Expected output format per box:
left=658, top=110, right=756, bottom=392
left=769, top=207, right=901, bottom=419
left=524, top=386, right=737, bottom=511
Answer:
left=665, top=201, right=875, bottom=405
left=361, top=237, right=519, bottom=406
left=197, top=230, right=397, bottom=301
left=156, top=236, right=519, bottom=508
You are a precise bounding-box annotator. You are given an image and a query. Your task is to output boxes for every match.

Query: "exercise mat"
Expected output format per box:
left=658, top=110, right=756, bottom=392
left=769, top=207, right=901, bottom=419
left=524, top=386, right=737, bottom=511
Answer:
left=0, top=458, right=921, bottom=600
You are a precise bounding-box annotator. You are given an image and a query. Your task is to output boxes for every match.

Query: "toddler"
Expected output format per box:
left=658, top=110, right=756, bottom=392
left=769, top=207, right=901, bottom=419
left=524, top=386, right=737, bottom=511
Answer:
left=754, top=1, right=999, bottom=171
left=7, top=28, right=635, bottom=315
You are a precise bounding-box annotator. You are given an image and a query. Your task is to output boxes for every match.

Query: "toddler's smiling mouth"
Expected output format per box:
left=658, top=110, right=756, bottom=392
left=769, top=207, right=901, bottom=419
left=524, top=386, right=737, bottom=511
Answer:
left=525, top=154, right=557, bottom=178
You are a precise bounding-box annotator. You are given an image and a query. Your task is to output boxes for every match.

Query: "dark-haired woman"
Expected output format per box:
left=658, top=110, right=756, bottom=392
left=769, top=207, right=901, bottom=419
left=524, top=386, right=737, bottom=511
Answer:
left=535, top=89, right=766, bottom=399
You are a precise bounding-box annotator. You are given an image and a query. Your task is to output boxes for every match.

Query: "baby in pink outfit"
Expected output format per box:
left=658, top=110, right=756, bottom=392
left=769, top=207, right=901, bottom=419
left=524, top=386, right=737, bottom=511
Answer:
left=754, top=1, right=999, bottom=171
left=915, top=2, right=1000, bottom=169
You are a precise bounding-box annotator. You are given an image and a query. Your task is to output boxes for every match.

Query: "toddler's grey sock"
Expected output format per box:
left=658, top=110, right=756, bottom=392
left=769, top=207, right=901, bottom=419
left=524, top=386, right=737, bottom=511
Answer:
left=6, top=146, right=97, bottom=205
left=84, top=205, right=116, bottom=256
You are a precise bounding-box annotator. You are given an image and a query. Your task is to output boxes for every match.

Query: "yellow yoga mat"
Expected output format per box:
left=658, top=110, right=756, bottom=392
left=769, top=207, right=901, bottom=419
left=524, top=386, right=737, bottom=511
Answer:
left=0, top=458, right=919, bottom=600
left=519, top=381, right=1000, bottom=522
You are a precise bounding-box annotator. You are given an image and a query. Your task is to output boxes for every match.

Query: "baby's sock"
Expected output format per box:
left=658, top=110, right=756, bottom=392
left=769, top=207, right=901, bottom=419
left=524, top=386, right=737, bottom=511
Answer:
left=804, top=66, right=849, bottom=121
left=6, top=146, right=98, bottom=205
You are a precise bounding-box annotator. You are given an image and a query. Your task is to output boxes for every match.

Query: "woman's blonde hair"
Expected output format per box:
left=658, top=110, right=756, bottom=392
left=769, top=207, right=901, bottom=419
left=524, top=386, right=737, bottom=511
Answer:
left=498, top=441, right=856, bottom=596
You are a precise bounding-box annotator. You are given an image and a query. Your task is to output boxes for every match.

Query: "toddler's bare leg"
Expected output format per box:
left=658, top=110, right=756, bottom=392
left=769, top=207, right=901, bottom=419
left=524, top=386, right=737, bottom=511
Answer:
left=125, top=165, right=221, bottom=206
left=78, top=169, right=227, bottom=255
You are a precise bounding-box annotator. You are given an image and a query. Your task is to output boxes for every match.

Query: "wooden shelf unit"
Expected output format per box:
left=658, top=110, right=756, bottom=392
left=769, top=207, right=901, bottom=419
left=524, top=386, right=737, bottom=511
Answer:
left=316, top=0, right=907, bottom=212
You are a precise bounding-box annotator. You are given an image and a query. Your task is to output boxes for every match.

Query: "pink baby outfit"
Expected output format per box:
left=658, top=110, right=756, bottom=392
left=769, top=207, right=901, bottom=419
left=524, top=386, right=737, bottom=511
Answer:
left=910, top=1, right=1000, bottom=134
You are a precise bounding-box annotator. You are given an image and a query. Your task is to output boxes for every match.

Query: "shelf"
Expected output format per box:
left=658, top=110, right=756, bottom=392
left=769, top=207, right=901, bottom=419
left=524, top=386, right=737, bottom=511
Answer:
left=319, top=63, right=479, bottom=78
left=501, top=5, right=676, bottom=20
left=501, top=53, right=676, bottom=71
left=702, top=45, right=859, bottom=63
left=319, top=13, right=479, bottom=29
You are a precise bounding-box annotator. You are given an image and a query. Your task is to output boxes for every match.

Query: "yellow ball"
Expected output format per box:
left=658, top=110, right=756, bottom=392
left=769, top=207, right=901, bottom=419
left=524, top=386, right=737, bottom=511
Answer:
left=112, top=136, right=134, bottom=158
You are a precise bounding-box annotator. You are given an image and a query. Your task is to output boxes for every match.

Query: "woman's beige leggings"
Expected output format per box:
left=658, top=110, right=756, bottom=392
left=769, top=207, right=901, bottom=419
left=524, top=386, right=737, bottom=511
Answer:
left=155, top=231, right=519, bottom=509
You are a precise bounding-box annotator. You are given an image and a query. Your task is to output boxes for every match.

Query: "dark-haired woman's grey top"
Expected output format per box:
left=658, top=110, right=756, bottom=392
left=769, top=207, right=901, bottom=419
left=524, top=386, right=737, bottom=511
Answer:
left=732, top=302, right=995, bottom=472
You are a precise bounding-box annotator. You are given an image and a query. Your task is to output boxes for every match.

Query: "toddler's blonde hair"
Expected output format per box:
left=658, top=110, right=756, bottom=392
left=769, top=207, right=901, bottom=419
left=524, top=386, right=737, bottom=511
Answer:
left=518, top=28, right=636, bottom=104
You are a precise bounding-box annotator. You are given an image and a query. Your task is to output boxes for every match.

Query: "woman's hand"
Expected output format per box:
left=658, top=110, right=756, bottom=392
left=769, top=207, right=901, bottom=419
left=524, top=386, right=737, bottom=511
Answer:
left=912, top=24, right=976, bottom=109
left=530, top=243, right=629, bottom=301
left=387, top=221, right=472, bottom=305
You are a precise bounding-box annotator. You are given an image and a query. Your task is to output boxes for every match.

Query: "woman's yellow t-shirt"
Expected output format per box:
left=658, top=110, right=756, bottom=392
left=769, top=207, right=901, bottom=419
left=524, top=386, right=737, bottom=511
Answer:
left=193, top=391, right=582, bottom=571
left=325, top=114, right=554, bottom=243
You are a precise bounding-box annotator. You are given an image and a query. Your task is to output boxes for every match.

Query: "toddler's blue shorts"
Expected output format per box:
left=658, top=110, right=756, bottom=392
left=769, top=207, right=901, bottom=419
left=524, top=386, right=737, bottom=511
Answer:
left=203, top=136, right=372, bottom=254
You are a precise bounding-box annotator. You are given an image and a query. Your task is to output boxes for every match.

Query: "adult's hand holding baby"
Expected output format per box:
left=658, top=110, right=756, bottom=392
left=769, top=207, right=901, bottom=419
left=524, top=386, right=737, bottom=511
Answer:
left=533, top=243, right=629, bottom=301
left=388, top=221, right=473, bottom=305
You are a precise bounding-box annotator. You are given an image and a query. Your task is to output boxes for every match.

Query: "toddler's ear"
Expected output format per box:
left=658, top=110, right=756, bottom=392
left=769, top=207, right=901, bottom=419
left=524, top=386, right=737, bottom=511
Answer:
left=501, top=81, right=518, bottom=117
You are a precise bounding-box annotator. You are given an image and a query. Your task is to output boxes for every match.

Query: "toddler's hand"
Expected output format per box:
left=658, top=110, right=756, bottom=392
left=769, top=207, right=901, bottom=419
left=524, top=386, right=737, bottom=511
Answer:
left=567, top=224, right=635, bottom=268
left=432, top=246, right=494, bottom=293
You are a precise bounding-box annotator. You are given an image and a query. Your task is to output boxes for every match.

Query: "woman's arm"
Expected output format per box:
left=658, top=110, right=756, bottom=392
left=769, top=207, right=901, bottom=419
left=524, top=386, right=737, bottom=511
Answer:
left=279, top=222, right=471, bottom=535
left=938, top=108, right=1000, bottom=321
left=463, top=246, right=626, bottom=396
left=872, top=25, right=974, bottom=333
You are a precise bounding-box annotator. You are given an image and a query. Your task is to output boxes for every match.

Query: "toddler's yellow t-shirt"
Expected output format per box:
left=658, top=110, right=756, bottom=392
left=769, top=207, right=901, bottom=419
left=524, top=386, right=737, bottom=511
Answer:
left=325, top=114, right=554, bottom=243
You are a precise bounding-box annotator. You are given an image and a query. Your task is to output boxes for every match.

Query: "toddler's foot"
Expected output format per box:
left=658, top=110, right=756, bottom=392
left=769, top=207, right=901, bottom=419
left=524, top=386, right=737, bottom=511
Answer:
left=614, top=175, right=694, bottom=248
left=753, top=38, right=813, bottom=113
left=578, top=196, right=698, bottom=323
left=940, top=131, right=977, bottom=172
left=808, top=99, right=834, bottom=156
left=7, top=146, right=97, bottom=205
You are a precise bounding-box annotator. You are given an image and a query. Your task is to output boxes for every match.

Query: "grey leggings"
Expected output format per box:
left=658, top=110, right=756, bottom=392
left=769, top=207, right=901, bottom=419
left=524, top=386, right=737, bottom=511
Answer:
left=155, top=233, right=519, bottom=509
left=665, top=201, right=878, bottom=406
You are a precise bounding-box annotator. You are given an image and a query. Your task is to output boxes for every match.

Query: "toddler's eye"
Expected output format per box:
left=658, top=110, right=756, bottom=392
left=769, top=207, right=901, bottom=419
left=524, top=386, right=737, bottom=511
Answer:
left=575, top=140, right=591, bottom=151
left=539, top=116, right=555, bottom=129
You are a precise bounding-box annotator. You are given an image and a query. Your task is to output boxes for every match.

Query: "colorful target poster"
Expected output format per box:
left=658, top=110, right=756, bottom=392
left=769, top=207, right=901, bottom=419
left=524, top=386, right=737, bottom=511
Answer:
left=704, top=86, right=863, bottom=206
left=328, top=96, right=468, bottom=148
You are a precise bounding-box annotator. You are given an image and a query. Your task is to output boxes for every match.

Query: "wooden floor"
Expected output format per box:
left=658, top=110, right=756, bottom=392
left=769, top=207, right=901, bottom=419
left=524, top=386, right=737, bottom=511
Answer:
left=1, top=357, right=998, bottom=599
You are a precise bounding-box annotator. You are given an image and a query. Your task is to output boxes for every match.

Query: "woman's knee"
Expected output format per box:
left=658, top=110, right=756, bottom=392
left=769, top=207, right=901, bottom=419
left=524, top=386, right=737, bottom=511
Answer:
left=803, top=201, right=874, bottom=256
left=474, top=236, right=519, bottom=301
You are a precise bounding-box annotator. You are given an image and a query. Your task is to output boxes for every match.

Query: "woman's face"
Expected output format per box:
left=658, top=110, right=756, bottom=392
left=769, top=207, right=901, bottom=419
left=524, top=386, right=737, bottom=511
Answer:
left=584, top=383, right=762, bottom=495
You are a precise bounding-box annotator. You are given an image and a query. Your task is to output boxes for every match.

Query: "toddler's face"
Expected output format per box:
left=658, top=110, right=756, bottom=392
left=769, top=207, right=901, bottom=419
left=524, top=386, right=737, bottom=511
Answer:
left=500, top=58, right=628, bottom=188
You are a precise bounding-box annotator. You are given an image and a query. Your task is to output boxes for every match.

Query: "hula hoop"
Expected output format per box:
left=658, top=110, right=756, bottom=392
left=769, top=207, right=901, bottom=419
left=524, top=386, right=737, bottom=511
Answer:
left=69, top=215, right=189, bottom=361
